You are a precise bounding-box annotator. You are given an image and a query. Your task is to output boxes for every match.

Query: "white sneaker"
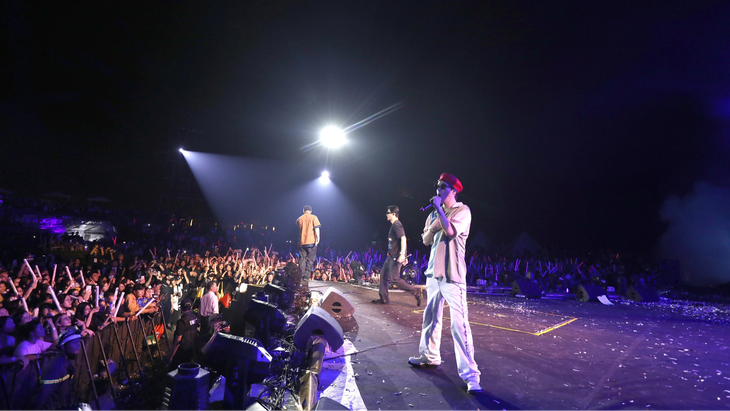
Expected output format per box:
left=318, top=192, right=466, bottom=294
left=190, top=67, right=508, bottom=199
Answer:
left=466, top=378, right=482, bottom=393
left=407, top=355, right=439, bottom=367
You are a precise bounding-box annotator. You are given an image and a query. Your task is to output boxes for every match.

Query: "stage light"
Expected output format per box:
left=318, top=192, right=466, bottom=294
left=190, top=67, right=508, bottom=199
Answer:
left=319, top=170, right=331, bottom=184
left=179, top=148, right=184, bottom=153
left=319, top=126, right=346, bottom=148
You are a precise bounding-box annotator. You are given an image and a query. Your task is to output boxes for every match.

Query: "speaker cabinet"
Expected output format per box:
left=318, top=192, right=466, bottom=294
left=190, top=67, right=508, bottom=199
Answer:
left=243, top=299, right=288, bottom=332
left=202, top=332, right=272, bottom=380
left=293, top=306, right=344, bottom=351
left=511, top=280, right=542, bottom=298
left=315, top=396, right=350, bottom=410
left=576, top=284, right=607, bottom=302
left=264, top=283, right=294, bottom=311
left=320, top=287, right=355, bottom=317
left=626, top=285, right=659, bottom=303
left=160, top=363, right=210, bottom=410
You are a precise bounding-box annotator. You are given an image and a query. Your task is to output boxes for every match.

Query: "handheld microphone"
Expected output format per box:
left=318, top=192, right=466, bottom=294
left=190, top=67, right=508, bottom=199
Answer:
left=421, top=196, right=438, bottom=212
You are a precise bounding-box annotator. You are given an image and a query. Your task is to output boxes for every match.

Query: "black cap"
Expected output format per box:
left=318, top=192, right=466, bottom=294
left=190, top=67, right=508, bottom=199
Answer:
left=181, top=298, right=193, bottom=310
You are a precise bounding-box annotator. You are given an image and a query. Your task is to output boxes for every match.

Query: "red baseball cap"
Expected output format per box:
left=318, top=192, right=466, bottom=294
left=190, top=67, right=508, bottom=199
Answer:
left=439, top=173, right=463, bottom=192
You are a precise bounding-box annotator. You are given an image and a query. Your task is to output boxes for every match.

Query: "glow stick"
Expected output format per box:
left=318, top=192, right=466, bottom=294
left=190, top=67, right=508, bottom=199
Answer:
left=35, top=265, right=42, bottom=281
left=9, top=280, right=29, bottom=312
left=48, top=286, right=63, bottom=312
left=135, top=298, right=155, bottom=317
left=23, top=259, right=34, bottom=278
left=95, top=285, right=99, bottom=307
left=66, top=266, right=73, bottom=284
left=52, top=264, right=57, bottom=285
left=20, top=297, right=29, bottom=314
left=8, top=279, right=18, bottom=295
left=113, top=293, right=123, bottom=318
left=80, top=269, right=86, bottom=287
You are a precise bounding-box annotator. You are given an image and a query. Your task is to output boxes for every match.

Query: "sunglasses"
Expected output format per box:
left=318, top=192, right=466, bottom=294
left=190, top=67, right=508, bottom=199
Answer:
left=435, top=183, right=452, bottom=190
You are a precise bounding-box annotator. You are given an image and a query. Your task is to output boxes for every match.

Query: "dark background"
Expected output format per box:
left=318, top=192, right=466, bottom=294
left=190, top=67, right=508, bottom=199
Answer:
left=3, top=1, right=730, bottom=255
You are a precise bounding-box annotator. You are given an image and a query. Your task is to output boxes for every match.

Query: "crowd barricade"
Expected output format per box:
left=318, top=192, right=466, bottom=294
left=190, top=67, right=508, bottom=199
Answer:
left=0, top=311, right=171, bottom=409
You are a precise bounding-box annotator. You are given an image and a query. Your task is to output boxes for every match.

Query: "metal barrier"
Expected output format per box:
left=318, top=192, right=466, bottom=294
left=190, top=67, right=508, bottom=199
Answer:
left=0, top=311, right=171, bottom=409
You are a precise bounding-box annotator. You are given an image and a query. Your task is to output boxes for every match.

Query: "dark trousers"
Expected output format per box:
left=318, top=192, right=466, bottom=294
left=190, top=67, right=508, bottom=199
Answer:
left=168, top=309, right=181, bottom=329
left=299, top=245, right=317, bottom=279
left=379, top=258, right=418, bottom=304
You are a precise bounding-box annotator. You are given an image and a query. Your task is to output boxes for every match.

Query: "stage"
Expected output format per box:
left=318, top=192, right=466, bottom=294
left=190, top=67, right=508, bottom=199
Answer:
left=307, top=280, right=730, bottom=410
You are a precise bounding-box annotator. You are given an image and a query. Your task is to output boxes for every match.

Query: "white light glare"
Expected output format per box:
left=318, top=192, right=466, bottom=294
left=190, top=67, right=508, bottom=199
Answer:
left=319, top=170, right=331, bottom=184
left=319, top=126, right=346, bottom=148
left=179, top=148, right=184, bottom=153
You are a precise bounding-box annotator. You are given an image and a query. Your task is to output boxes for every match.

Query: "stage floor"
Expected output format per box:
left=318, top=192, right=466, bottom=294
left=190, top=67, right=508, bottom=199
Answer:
left=307, top=280, right=730, bottom=410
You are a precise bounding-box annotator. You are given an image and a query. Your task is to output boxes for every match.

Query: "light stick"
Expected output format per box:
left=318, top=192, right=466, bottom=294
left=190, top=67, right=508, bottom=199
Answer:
left=66, top=266, right=73, bottom=284
left=52, top=264, right=57, bottom=285
left=48, top=286, right=63, bottom=312
left=23, top=259, right=34, bottom=278
left=80, top=269, right=86, bottom=287
left=134, top=298, right=155, bottom=317
left=95, top=285, right=99, bottom=307
left=9, top=280, right=29, bottom=313
left=35, top=265, right=42, bottom=281
left=113, top=293, right=123, bottom=318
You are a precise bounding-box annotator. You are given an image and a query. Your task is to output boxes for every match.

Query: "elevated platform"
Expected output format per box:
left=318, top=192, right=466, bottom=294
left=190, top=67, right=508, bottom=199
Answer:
left=308, top=280, right=730, bottom=410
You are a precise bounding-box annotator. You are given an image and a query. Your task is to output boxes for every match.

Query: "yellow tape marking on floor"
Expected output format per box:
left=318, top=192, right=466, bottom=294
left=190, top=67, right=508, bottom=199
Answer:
left=411, top=301, right=578, bottom=336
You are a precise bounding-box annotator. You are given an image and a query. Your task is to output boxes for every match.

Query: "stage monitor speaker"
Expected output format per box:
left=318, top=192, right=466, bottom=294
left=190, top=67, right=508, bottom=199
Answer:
left=320, top=287, right=355, bottom=317
left=244, top=299, right=288, bottom=332
left=576, top=284, right=607, bottom=302
left=315, top=396, right=350, bottom=410
left=511, top=280, right=542, bottom=298
left=626, top=285, right=659, bottom=303
left=202, top=332, right=272, bottom=380
left=264, top=283, right=294, bottom=311
left=293, top=306, right=344, bottom=351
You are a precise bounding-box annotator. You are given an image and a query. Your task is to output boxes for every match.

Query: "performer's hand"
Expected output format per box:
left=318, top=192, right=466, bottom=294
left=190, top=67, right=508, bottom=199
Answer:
left=397, top=255, right=406, bottom=265
left=431, top=196, right=442, bottom=208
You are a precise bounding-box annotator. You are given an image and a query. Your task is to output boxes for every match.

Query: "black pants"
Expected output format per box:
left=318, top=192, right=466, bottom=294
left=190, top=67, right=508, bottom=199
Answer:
left=299, top=245, right=317, bottom=279
left=379, top=258, right=418, bottom=304
left=170, top=347, right=196, bottom=370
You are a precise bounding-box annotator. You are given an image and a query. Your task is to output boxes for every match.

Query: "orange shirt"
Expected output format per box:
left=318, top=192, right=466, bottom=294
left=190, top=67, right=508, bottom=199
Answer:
left=123, top=293, right=140, bottom=316
left=296, top=213, right=321, bottom=246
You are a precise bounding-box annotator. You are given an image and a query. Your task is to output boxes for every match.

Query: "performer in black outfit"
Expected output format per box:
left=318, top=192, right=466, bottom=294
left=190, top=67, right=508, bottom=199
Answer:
left=372, top=205, right=422, bottom=306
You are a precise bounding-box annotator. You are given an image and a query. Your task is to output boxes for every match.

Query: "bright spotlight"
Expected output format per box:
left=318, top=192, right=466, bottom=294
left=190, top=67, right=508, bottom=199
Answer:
left=319, top=170, right=331, bottom=184
left=319, top=126, right=346, bottom=148
left=179, top=148, right=184, bottom=153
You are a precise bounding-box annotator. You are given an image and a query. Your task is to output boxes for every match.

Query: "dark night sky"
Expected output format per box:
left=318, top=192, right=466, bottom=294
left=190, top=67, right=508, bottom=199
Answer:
left=3, top=1, right=730, bottom=254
